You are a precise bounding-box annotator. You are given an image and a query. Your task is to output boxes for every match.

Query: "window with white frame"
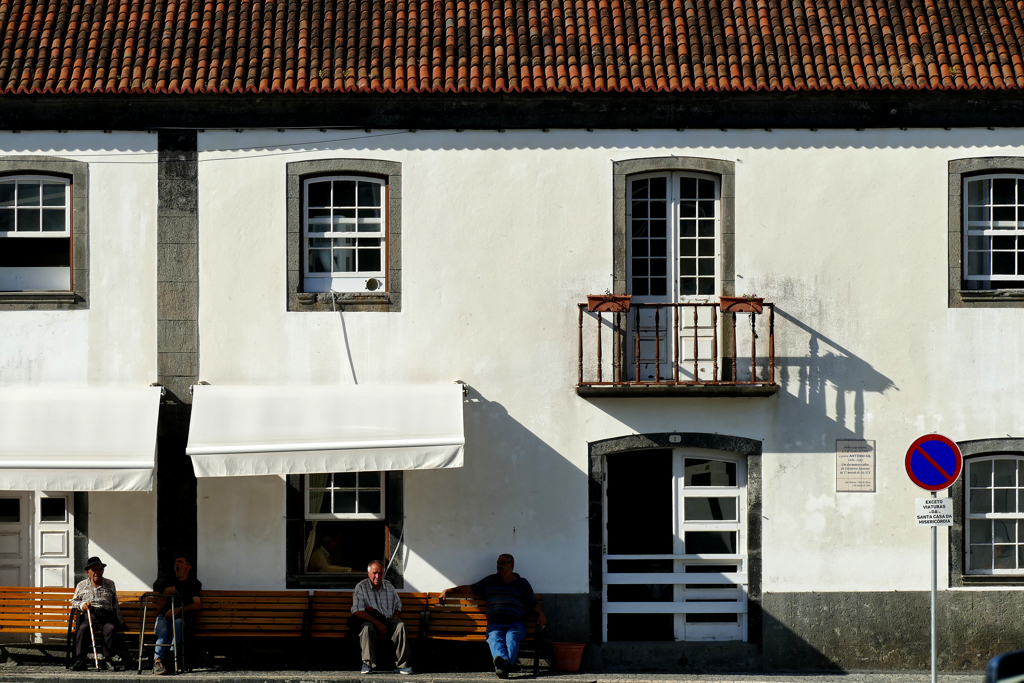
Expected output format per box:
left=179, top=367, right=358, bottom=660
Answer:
left=965, top=455, right=1024, bottom=574
left=963, top=175, right=1024, bottom=290
left=628, top=173, right=719, bottom=299
left=0, top=175, right=72, bottom=292
left=306, top=472, right=385, bottom=520
left=303, top=176, right=386, bottom=293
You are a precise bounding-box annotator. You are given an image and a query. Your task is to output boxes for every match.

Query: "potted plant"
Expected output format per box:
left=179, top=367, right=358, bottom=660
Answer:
left=551, top=642, right=586, bottom=672
left=719, top=294, right=764, bottom=314
left=586, top=292, right=632, bottom=312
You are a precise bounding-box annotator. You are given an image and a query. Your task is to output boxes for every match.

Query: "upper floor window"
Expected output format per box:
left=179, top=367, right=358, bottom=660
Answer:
left=303, top=176, right=386, bottom=294
left=628, top=173, right=720, bottom=300
left=0, top=175, right=72, bottom=292
left=963, top=175, right=1024, bottom=290
left=306, top=471, right=385, bottom=520
left=966, top=455, right=1024, bottom=575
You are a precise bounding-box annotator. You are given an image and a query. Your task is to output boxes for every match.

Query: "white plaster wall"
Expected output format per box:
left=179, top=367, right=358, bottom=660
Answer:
left=89, top=491, right=158, bottom=590
left=195, top=129, right=1024, bottom=596
left=0, top=132, right=159, bottom=387
left=197, top=475, right=286, bottom=589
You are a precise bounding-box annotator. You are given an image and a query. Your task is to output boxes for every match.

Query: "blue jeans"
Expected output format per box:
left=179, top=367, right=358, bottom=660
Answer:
left=485, top=622, right=527, bottom=668
left=154, top=615, right=182, bottom=661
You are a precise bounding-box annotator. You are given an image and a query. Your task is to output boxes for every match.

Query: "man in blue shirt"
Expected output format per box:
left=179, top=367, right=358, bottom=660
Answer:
left=440, top=554, right=547, bottom=678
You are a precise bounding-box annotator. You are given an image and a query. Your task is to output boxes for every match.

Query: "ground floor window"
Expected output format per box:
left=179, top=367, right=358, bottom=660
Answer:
left=965, top=455, right=1024, bottom=574
left=0, top=491, right=74, bottom=586
left=602, top=449, right=747, bottom=642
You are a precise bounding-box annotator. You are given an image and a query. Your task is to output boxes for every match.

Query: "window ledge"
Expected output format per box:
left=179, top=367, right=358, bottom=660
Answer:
left=961, top=575, right=1024, bottom=586
left=960, top=289, right=1024, bottom=301
left=577, top=383, right=779, bottom=398
left=289, top=292, right=398, bottom=312
left=0, top=290, right=83, bottom=308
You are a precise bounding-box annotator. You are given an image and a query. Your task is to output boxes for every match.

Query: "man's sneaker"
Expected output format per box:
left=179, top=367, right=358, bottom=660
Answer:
left=361, top=662, right=373, bottom=674
left=494, top=656, right=509, bottom=679
left=70, top=659, right=86, bottom=671
left=153, top=659, right=168, bottom=675
left=393, top=666, right=414, bottom=675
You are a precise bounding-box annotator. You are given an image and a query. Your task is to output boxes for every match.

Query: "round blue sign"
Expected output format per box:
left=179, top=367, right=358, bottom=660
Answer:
left=905, top=434, right=963, bottom=491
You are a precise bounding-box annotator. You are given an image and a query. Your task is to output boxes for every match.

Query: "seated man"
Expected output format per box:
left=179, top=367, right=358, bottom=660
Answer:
left=351, top=560, right=412, bottom=675
left=70, top=556, right=125, bottom=671
left=152, top=555, right=202, bottom=675
left=441, top=554, right=547, bottom=679
left=308, top=533, right=352, bottom=572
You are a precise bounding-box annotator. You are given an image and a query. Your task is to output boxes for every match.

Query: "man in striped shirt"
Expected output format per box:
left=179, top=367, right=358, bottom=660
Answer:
left=351, top=560, right=412, bottom=674
left=440, top=554, right=547, bottom=679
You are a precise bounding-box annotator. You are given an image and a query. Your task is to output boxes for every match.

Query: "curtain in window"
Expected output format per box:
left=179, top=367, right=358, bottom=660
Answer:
left=303, top=473, right=330, bottom=571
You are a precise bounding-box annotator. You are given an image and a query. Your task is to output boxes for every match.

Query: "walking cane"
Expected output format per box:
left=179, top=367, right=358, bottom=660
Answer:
left=85, top=607, right=101, bottom=670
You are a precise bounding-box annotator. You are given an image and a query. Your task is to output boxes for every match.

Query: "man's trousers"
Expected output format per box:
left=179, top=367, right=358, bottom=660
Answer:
left=74, top=616, right=117, bottom=661
left=358, top=618, right=410, bottom=668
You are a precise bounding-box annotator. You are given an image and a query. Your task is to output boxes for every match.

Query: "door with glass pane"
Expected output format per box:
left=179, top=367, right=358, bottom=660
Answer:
left=35, top=493, right=73, bottom=587
left=627, top=174, right=720, bottom=381
left=0, top=493, right=29, bottom=585
left=602, top=449, right=747, bottom=642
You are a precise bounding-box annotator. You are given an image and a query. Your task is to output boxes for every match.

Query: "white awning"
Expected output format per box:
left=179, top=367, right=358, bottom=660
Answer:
left=0, top=386, right=162, bottom=492
left=186, top=384, right=465, bottom=477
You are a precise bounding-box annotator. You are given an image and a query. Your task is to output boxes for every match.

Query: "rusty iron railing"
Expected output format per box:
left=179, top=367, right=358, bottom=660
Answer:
left=577, top=301, right=775, bottom=387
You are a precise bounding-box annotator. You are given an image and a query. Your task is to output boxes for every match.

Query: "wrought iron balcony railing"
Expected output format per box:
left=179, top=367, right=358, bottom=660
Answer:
left=576, top=300, right=778, bottom=397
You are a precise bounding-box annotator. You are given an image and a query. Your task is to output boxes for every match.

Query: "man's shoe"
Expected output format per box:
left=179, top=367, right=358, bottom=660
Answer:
left=153, top=659, right=168, bottom=675
left=494, top=656, right=509, bottom=679
left=70, top=659, right=86, bottom=671
left=361, top=662, right=373, bottom=674
left=97, top=660, right=110, bottom=671
left=112, top=661, right=126, bottom=672
left=393, top=666, right=414, bottom=675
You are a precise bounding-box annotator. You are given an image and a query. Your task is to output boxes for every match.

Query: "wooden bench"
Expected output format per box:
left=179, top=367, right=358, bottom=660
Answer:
left=309, top=591, right=428, bottom=640
left=420, top=594, right=546, bottom=675
left=0, top=586, right=75, bottom=662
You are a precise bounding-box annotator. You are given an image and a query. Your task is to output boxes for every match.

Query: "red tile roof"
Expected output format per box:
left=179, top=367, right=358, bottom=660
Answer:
left=0, top=0, right=1021, bottom=95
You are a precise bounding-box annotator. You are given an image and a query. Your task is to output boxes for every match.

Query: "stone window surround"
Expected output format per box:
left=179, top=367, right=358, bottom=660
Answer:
left=0, top=156, right=89, bottom=310
left=286, top=159, right=401, bottom=313
left=587, top=432, right=762, bottom=645
left=950, top=438, right=1024, bottom=587
left=949, top=158, right=1024, bottom=308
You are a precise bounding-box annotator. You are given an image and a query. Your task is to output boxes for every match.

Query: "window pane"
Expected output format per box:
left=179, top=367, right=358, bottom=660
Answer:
left=359, top=472, right=380, bottom=488
left=970, top=488, right=992, bottom=514
left=631, top=178, right=649, bottom=199
left=679, top=177, right=696, bottom=198
left=697, top=278, right=714, bottom=295
left=41, top=208, right=64, bottom=232
left=334, top=180, right=356, bottom=206
left=697, top=179, right=715, bottom=199
left=649, top=201, right=666, bottom=219
left=970, top=520, right=992, bottom=544
left=39, top=497, right=66, bottom=522
left=0, top=208, right=12, bottom=231
left=308, top=249, right=331, bottom=272
left=17, top=182, right=40, bottom=206
left=334, top=473, right=356, bottom=488
left=994, top=235, right=1017, bottom=250
left=359, top=490, right=381, bottom=514
left=968, top=206, right=990, bottom=222
left=633, top=240, right=649, bottom=257
left=993, top=206, right=1015, bottom=223
left=17, top=208, right=39, bottom=231
left=993, top=178, right=1016, bottom=205
left=41, top=183, right=65, bottom=207
left=649, top=220, right=666, bottom=238
left=0, top=498, right=19, bottom=523
left=698, top=239, right=714, bottom=256
left=968, top=179, right=990, bottom=205
left=649, top=176, right=666, bottom=199
left=680, top=220, right=696, bottom=238
left=697, top=201, right=714, bottom=218
left=310, top=490, right=332, bottom=514
left=0, top=182, right=13, bottom=207
left=968, top=251, right=990, bottom=276
left=683, top=497, right=737, bottom=521
left=679, top=277, right=695, bottom=295
left=680, top=201, right=696, bottom=218
left=631, top=258, right=648, bottom=277
left=697, top=258, right=714, bottom=275
left=334, top=491, right=356, bottom=513
left=994, top=459, right=1017, bottom=487
left=994, top=519, right=1016, bottom=543
left=334, top=249, right=356, bottom=272
left=679, top=259, right=696, bottom=276
left=679, top=240, right=695, bottom=257
left=994, top=545, right=1016, bottom=569
left=970, top=545, right=992, bottom=570
left=632, top=201, right=648, bottom=219
left=358, top=249, right=381, bottom=272
left=650, top=277, right=667, bottom=296
left=994, top=489, right=1016, bottom=513
left=358, top=181, right=381, bottom=207
left=649, top=239, right=666, bottom=257
left=992, top=251, right=1015, bottom=275
left=649, top=259, right=666, bottom=277
left=685, top=531, right=736, bottom=554
left=684, top=459, right=736, bottom=486
left=633, top=278, right=649, bottom=296
left=698, top=220, right=714, bottom=237
left=307, top=181, right=331, bottom=207
left=307, top=209, right=330, bottom=231
left=970, top=460, right=992, bottom=487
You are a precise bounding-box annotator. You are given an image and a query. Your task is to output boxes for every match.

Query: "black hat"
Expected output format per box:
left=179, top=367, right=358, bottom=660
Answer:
left=84, top=556, right=107, bottom=570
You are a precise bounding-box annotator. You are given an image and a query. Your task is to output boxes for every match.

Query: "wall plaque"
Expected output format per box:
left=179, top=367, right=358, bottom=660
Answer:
left=837, top=439, right=876, bottom=492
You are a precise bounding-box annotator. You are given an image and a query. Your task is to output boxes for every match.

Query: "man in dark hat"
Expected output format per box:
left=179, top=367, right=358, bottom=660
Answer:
left=70, top=556, right=125, bottom=670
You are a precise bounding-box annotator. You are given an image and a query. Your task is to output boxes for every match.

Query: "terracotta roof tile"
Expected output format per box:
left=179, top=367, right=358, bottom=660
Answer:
left=2, top=0, right=1024, bottom=95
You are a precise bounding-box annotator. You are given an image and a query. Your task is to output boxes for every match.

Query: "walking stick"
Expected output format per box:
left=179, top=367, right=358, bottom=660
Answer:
left=85, top=607, right=100, bottom=670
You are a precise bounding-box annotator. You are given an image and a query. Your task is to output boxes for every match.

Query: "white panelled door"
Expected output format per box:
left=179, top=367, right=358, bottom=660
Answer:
left=35, top=492, right=73, bottom=587
left=0, top=493, right=29, bottom=585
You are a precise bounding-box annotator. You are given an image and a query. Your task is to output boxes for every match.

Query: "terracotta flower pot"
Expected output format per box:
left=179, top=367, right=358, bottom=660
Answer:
left=719, top=295, right=764, bottom=314
left=586, top=294, right=632, bottom=313
left=551, top=642, right=585, bottom=672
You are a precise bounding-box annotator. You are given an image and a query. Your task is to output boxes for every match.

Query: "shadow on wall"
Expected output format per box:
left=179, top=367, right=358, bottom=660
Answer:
left=770, top=307, right=897, bottom=451
left=406, top=385, right=591, bottom=644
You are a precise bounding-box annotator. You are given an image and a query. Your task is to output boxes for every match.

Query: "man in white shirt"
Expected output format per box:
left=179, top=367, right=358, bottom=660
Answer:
left=308, top=534, right=352, bottom=572
left=351, top=560, right=412, bottom=674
